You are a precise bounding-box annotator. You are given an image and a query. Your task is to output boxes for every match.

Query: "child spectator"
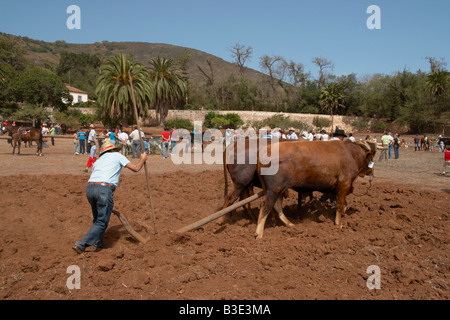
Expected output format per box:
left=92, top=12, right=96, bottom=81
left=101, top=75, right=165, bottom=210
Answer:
left=85, top=141, right=97, bottom=173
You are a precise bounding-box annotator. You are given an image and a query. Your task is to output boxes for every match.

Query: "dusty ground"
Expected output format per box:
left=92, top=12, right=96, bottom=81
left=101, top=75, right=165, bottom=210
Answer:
left=0, top=131, right=448, bottom=301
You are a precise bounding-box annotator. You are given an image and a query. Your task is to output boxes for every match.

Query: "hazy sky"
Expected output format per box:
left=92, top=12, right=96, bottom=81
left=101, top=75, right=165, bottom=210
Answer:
left=0, top=0, right=449, bottom=78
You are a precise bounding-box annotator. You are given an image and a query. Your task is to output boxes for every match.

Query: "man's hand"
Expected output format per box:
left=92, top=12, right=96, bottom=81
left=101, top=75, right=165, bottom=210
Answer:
left=140, top=152, right=148, bottom=162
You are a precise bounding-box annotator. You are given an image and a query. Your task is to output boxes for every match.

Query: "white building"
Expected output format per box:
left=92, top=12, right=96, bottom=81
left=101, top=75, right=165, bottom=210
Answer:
left=64, top=84, right=89, bottom=105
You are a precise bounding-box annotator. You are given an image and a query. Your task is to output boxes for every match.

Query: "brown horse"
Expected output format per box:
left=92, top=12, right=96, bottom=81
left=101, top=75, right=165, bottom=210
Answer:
left=1, top=125, right=18, bottom=146
left=2, top=126, right=43, bottom=156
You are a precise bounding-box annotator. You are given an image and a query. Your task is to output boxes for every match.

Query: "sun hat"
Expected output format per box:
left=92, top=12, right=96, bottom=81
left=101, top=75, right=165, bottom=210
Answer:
left=99, top=141, right=121, bottom=156
left=89, top=124, right=94, bottom=128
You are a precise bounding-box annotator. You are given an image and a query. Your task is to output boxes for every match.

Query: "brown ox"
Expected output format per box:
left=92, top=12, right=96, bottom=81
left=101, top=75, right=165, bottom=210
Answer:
left=221, top=138, right=311, bottom=223
left=255, top=140, right=377, bottom=238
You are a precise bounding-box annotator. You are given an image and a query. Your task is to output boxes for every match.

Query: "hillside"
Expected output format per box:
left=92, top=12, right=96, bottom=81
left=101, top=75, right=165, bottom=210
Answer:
left=0, top=32, right=269, bottom=88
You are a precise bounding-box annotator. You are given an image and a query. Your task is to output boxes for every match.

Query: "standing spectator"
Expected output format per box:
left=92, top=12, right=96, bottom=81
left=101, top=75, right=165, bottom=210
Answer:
left=84, top=141, right=97, bottom=173
left=77, top=128, right=86, bottom=154
left=287, top=128, right=297, bottom=139
left=225, top=129, right=231, bottom=147
left=314, top=130, right=322, bottom=141
left=55, top=123, right=61, bottom=135
left=129, top=126, right=144, bottom=158
left=272, top=128, right=281, bottom=139
left=414, top=134, right=421, bottom=151
left=348, top=132, right=356, bottom=142
left=98, top=130, right=105, bottom=149
left=320, top=129, right=329, bottom=141
left=378, top=131, right=390, bottom=161
left=72, top=141, right=148, bottom=254
left=143, top=138, right=149, bottom=154
left=161, top=128, right=171, bottom=159
left=108, top=129, right=117, bottom=146
left=430, top=136, right=436, bottom=152
left=49, top=124, right=56, bottom=146
left=117, top=129, right=129, bottom=155
left=394, top=134, right=400, bottom=159
left=73, top=131, right=80, bottom=155
left=442, top=145, right=450, bottom=175
left=388, top=132, right=394, bottom=158
left=41, top=124, right=49, bottom=148
left=440, top=134, right=445, bottom=152
left=330, top=128, right=347, bottom=141
left=170, top=127, right=178, bottom=155
left=306, top=130, right=314, bottom=141
left=87, top=124, right=97, bottom=154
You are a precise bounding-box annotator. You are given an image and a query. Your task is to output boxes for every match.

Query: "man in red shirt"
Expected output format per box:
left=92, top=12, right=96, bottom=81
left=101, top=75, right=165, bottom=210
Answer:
left=161, top=128, right=171, bottom=159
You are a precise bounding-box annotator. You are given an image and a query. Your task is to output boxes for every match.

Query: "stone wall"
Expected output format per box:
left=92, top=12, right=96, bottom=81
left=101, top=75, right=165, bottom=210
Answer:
left=156, top=110, right=362, bottom=133
left=71, top=108, right=363, bottom=133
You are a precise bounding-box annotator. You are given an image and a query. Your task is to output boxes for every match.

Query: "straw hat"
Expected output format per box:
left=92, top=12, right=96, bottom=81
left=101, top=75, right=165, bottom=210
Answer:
left=99, top=141, right=121, bottom=156
left=89, top=124, right=95, bottom=128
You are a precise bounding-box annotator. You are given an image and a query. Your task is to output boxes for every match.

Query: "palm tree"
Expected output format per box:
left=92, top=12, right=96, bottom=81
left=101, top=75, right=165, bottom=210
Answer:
left=149, top=57, right=187, bottom=125
left=96, top=54, right=153, bottom=126
left=426, top=69, right=450, bottom=99
left=319, top=82, right=346, bottom=131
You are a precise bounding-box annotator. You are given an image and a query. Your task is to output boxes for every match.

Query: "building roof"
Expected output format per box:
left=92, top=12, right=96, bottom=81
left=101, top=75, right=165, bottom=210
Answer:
left=65, top=84, right=88, bottom=94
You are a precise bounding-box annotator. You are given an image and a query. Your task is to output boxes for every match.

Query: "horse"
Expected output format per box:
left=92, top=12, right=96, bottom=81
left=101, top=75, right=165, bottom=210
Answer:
left=2, top=126, right=43, bottom=156
left=1, top=125, right=18, bottom=147
left=2, top=125, right=31, bottom=147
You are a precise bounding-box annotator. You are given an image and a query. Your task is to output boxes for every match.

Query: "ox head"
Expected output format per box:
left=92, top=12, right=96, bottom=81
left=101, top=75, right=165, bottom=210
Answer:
left=355, top=141, right=377, bottom=177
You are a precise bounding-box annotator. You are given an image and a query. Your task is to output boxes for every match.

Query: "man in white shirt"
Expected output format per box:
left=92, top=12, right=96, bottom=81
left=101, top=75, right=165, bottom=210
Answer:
left=307, top=130, right=314, bottom=141
left=287, top=128, right=298, bottom=140
left=117, top=130, right=129, bottom=155
left=87, top=124, right=97, bottom=153
left=129, top=126, right=145, bottom=158
left=320, top=130, right=329, bottom=141
left=348, top=133, right=356, bottom=142
left=272, top=128, right=281, bottom=139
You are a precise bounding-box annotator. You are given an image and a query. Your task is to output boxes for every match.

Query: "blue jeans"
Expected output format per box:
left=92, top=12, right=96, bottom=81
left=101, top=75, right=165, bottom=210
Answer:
left=170, top=140, right=177, bottom=154
left=79, top=140, right=86, bottom=154
left=162, top=141, right=170, bottom=158
left=388, top=145, right=392, bottom=158
left=394, top=145, right=399, bottom=159
left=75, top=184, right=114, bottom=250
left=132, top=140, right=141, bottom=158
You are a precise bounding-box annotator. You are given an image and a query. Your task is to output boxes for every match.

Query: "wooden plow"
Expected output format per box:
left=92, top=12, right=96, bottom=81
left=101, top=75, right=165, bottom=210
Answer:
left=175, top=191, right=264, bottom=234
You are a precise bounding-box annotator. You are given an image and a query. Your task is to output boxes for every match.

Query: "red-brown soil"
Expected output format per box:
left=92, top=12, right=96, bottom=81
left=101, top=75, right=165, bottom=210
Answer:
left=0, top=132, right=448, bottom=300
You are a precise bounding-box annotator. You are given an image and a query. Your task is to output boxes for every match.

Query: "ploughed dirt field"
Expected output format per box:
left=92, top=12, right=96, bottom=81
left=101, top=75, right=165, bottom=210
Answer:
left=0, top=131, right=448, bottom=301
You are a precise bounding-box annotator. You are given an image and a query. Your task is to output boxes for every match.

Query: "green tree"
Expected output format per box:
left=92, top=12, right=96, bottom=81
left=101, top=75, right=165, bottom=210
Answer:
left=96, top=53, right=153, bottom=126
left=13, top=105, right=50, bottom=126
left=149, top=57, right=187, bottom=125
left=319, top=82, right=345, bottom=131
left=426, top=69, right=450, bottom=99
left=56, top=51, right=102, bottom=99
left=7, top=67, right=71, bottom=111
